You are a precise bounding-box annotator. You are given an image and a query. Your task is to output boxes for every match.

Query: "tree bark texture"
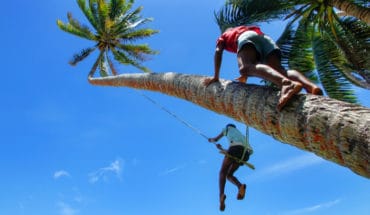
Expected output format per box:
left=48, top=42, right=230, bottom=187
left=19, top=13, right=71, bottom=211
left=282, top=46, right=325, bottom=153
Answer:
left=89, top=72, right=370, bottom=178
left=329, top=0, right=370, bottom=24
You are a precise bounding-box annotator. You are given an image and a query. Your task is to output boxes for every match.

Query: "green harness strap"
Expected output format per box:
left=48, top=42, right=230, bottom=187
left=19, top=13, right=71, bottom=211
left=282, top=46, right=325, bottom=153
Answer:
left=219, top=149, right=255, bottom=170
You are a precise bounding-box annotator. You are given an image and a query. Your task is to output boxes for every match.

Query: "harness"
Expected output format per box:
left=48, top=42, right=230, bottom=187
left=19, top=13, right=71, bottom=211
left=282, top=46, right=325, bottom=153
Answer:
left=225, top=125, right=254, bottom=168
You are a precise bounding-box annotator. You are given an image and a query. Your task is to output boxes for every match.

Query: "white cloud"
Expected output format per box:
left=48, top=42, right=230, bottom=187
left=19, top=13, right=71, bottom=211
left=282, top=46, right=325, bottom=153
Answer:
left=281, top=199, right=341, bottom=215
left=89, top=158, right=123, bottom=184
left=250, top=154, right=325, bottom=180
left=57, top=201, right=78, bottom=215
left=159, top=164, right=187, bottom=176
left=264, top=154, right=324, bottom=175
left=54, top=170, right=71, bottom=179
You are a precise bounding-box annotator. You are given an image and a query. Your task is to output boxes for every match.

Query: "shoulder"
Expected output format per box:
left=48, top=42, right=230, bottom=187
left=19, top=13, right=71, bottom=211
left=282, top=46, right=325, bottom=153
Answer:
left=216, top=37, right=225, bottom=49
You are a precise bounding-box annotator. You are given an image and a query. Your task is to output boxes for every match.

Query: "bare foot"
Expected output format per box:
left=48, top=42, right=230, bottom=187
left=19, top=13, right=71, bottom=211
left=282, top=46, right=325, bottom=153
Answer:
left=278, top=80, right=302, bottom=111
left=235, top=75, right=247, bottom=83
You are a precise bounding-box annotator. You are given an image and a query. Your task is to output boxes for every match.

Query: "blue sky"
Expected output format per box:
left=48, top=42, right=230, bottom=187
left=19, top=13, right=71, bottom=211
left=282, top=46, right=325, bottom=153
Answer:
left=1, top=0, right=369, bottom=215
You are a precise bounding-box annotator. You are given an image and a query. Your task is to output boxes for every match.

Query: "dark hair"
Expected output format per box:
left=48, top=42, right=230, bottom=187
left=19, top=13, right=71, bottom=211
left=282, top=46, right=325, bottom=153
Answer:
left=226, top=123, right=236, bottom=128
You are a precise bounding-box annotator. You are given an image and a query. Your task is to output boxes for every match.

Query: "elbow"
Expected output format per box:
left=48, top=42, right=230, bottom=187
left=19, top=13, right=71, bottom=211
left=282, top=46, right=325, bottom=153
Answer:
left=215, top=47, right=223, bottom=54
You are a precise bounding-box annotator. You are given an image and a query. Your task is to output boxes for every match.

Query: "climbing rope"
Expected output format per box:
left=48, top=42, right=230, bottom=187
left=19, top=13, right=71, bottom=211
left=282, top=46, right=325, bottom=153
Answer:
left=137, top=90, right=208, bottom=140
left=136, top=90, right=255, bottom=170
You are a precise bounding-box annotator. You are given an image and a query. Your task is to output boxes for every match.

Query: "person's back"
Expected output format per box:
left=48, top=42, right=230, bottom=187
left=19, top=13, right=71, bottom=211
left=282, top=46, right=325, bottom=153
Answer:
left=217, top=26, right=263, bottom=53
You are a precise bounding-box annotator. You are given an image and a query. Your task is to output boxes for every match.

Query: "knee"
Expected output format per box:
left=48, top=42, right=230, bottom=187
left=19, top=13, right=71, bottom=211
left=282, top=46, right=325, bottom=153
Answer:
left=226, top=174, right=234, bottom=181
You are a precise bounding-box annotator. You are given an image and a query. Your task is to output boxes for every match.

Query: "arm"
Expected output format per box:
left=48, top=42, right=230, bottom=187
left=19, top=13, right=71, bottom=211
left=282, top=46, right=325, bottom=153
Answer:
left=208, top=131, right=224, bottom=150
left=204, top=42, right=224, bottom=86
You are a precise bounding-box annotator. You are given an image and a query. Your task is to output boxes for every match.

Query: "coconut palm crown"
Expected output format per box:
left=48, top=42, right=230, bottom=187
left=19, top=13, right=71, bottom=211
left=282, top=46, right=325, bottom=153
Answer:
left=57, top=0, right=159, bottom=77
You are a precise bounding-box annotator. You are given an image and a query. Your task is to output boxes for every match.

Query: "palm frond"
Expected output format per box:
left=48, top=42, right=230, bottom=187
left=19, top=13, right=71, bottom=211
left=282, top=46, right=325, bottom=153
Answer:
left=106, top=52, right=118, bottom=75
left=109, top=0, right=125, bottom=20
left=277, top=21, right=317, bottom=82
left=120, top=28, right=159, bottom=40
left=97, top=0, right=110, bottom=31
left=113, top=5, right=143, bottom=33
left=114, top=17, right=154, bottom=35
left=313, top=33, right=358, bottom=103
left=314, top=16, right=370, bottom=89
left=99, top=50, right=109, bottom=77
left=284, top=3, right=310, bottom=21
left=67, top=12, right=96, bottom=40
left=89, top=50, right=105, bottom=78
left=276, top=22, right=295, bottom=68
left=114, top=0, right=135, bottom=23
left=57, top=20, right=95, bottom=41
left=69, top=47, right=97, bottom=66
left=336, top=17, right=370, bottom=77
left=77, top=0, right=99, bottom=31
left=116, top=43, right=158, bottom=62
left=128, top=17, right=154, bottom=29
left=215, top=0, right=293, bottom=32
left=112, top=47, right=150, bottom=72
left=88, top=0, right=103, bottom=33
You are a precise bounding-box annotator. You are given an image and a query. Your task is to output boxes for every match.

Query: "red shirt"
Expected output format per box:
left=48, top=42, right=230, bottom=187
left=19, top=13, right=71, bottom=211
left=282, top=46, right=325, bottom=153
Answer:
left=216, top=26, right=263, bottom=53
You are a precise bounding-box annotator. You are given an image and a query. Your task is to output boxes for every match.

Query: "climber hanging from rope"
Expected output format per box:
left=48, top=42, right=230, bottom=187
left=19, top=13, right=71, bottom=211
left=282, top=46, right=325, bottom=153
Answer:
left=208, top=123, right=253, bottom=212
left=138, top=90, right=255, bottom=211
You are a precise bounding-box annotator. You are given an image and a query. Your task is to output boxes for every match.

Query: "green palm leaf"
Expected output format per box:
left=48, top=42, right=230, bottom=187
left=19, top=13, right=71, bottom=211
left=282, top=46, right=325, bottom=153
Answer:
left=109, top=0, right=125, bottom=20
left=99, top=50, right=109, bottom=77
left=112, top=5, right=143, bottom=34
left=57, top=19, right=94, bottom=41
left=112, top=47, right=150, bottom=72
left=334, top=17, right=370, bottom=88
left=89, top=50, right=104, bottom=77
left=117, top=43, right=158, bottom=62
left=215, top=0, right=292, bottom=32
left=69, top=47, right=97, bottom=66
left=77, top=0, right=99, bottom=32
left=277, top=21, right=317, bottom=82
left=67, top=12, right=96, bottom=40
left=313, top=33, right=357, bottom=103
left=120, top=28, right=159, bottom=40
left=97, top=0, right=109, bottom=31
left=88, top=0, right=102, bottom=33
left=106, top=52, right=118, bottom=75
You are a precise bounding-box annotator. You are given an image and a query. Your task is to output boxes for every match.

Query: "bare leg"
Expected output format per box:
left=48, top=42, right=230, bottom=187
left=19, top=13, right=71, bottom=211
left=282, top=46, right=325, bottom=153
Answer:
left=226, top=162, right=242, bottom=188
left=236, top=43, right=258, bottom=83
left=286, top=70, right=323, bottom=95
left=226, top=162, right=246, bottom=200
left=266, top=52, right=323, bottom=95
left=237, top=45, right=303, bottom=110
left=219, top=157, right=233, bottom=211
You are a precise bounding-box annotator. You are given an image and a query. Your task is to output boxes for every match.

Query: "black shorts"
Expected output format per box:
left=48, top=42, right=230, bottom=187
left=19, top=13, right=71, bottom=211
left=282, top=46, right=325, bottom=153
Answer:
left=228, top=145, right=250, bottom=163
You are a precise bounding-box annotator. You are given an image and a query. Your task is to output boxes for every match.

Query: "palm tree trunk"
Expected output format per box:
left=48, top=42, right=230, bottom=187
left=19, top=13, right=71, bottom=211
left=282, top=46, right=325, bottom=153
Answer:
left=88, top=72, right=370, bottom=178
left=329, top=0, right=370, bottom=24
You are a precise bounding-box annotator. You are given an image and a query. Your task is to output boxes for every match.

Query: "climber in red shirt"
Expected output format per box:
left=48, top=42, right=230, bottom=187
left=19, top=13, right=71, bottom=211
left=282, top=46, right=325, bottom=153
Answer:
left=204, top=26, right=323, bottom=111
